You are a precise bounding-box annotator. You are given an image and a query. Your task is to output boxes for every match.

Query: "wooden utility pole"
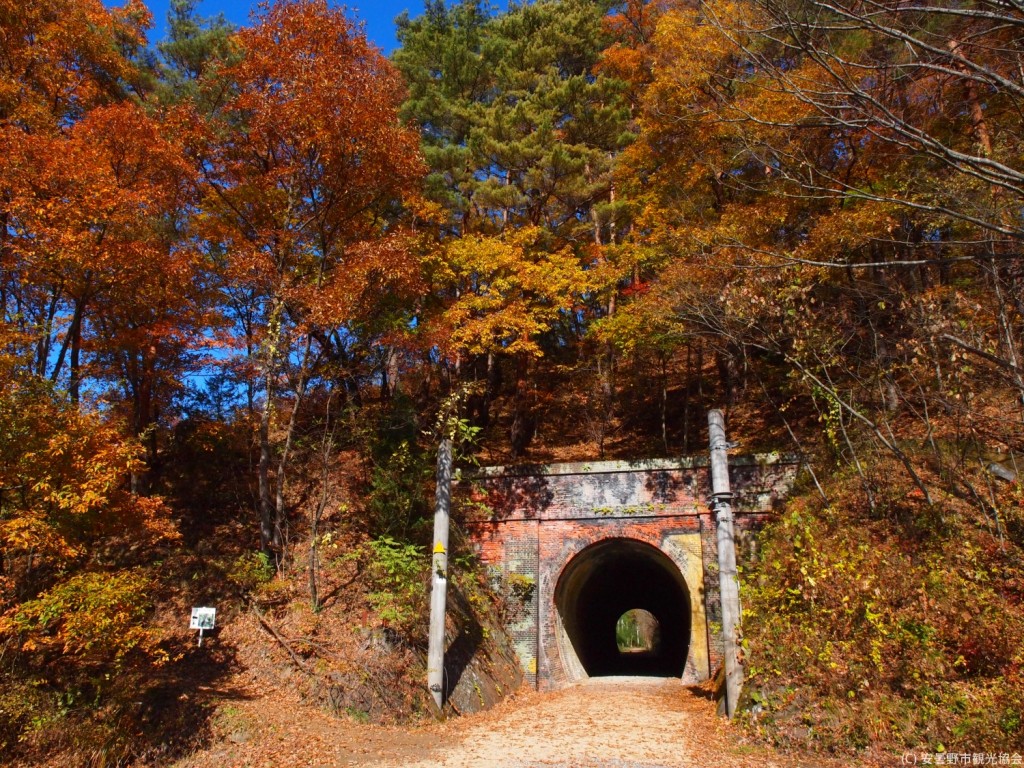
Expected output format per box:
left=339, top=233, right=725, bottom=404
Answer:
left=708, top=410, right=744, bottom=717
left=427, top=437, right=453, bottom=711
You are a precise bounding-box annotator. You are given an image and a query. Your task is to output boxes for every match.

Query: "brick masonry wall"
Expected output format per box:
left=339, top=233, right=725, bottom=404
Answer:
left=460, top=455, right=800, bottom=690
left=471, top=520, right=541, bottom=685
left=699, top=513, right=722, bottom=673
left=535, top=516, right=704, bottom=689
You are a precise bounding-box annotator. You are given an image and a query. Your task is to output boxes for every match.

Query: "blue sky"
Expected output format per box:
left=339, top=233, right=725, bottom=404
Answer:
left=136, top=1, right=441, bottom=53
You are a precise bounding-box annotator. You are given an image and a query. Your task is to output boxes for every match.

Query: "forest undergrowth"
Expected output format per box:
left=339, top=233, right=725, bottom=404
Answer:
left=742, top=460, right=1024, bottom=755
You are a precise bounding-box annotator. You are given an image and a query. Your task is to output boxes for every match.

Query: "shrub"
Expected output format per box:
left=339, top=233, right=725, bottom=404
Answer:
left=4, top=569, right=162, bottom=668
left=739, top=469, right=1024, bottom=754
left=365, top=536, right=427, bottom=638
left=227, top=550, right=276, bottom=592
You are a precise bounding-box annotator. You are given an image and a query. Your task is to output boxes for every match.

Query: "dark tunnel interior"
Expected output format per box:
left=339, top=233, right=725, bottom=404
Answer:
left=555, top=538, right=691, bottom=678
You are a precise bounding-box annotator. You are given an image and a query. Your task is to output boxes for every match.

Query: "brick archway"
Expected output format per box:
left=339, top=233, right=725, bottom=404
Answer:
left=463, top=454, right=799, bottom=690
left=553, top=537, right=694, bottom=681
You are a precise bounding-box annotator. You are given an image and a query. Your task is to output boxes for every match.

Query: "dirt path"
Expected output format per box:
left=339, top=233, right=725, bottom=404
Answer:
left=175, top=676, right=841, bottom=768
left=376, top=677, right=818, bottom=768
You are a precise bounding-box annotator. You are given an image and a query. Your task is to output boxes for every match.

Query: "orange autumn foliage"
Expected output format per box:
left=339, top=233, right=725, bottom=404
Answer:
left=0, top=0, right=151, bottom=131
left=0, top=335, right=177, bottom=667
left=2, top=100, right=204, bottom=423
left=201, top=0, right=424, bottom=328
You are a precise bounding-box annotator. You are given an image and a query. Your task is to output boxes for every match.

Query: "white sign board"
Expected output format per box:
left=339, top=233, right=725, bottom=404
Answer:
left=190, top=607, right=216, bottom=631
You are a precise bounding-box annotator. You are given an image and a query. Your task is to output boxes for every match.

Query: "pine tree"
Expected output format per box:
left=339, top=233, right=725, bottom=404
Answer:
left=156, top=0, right=237, bottom=106
left=395, top=0, right=635, bottom=454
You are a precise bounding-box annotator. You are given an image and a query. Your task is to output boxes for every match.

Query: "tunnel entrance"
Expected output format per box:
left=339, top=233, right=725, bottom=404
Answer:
left=554, top=538, right=691, bottom=679
left=616, top=609, right=660, bottom=653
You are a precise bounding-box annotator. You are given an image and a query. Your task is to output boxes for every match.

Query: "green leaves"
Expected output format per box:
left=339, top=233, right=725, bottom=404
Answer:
left=395, top=0, right=632, bottom=242
left=365, top=536, right=426, bottom=636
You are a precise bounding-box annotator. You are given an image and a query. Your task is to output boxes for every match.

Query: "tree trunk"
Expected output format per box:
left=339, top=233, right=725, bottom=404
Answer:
left=51, top=295, right=86, bottom=395
left=259, top=368, right=275, bottom=557
left=129, top=348, right=159, bottom=495
left=486, top=351, right=501, bottom=422
left=274, top=333, right=314, bottom=550
left=381, top=345, right=401, bottom=400
left=683, top=344, right=691, bottom=453
left=258, top=301, right=285, bottom=558
left=660, top=353, right=669, bottom=453
left=309, top=392, right=335, bottom=612
left=35, top=289, right=60, bottom=377
left=69, top=309, right=82, bottom=404
left=715, top=347, right=739, bottom=407
left=510, top=354, right=535, bottom=458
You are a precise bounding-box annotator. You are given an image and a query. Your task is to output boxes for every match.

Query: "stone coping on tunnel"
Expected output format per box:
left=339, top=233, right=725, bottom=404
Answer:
left=461, top=451, right=801, bottom=480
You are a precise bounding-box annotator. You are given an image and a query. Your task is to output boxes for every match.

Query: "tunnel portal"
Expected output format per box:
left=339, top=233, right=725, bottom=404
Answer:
left=555, top=538, right=691, bottom=678
left=464, top=454, right=800, bottom=689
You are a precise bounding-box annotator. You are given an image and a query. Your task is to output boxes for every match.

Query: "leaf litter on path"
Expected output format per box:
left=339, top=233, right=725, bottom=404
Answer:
left=175, top=675, right=857, bottom=768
